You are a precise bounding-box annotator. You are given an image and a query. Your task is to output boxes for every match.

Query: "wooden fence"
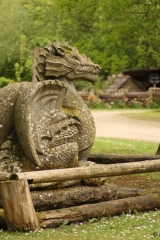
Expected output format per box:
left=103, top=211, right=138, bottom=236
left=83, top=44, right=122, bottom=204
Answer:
left=79, top=87, right=160, bottom=106
left=1, top=156, right=160, bottom=231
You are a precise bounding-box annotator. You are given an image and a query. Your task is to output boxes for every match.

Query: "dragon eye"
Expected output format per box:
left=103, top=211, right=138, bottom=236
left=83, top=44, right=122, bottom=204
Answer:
left=72, top=56, right=79, bottom=61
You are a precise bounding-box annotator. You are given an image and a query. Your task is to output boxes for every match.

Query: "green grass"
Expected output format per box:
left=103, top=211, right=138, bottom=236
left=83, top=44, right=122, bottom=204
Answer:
left=122, top=110, right=160, bottom=122
left=92, top=137, right=158, bottom=155
left=1, top=211, right=160, bottom=239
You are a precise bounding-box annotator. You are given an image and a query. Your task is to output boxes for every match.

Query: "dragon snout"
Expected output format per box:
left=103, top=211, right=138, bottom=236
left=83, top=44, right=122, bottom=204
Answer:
left=95, top=64, right=101, bottom=71
left=92, top=64, right=101, bottom=74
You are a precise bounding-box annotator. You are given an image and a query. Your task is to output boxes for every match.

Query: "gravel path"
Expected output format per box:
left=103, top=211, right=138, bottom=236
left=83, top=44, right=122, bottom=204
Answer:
left=91, top=110, right=160, bottom=143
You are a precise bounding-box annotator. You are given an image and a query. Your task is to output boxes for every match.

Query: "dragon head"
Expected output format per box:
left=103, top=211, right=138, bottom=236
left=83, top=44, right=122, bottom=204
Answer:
left=36, top=42, right=101, bottom=84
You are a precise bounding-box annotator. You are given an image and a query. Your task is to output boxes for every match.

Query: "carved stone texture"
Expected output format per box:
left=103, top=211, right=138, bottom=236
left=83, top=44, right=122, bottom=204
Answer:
left=0, top=42, right=101, bottom=174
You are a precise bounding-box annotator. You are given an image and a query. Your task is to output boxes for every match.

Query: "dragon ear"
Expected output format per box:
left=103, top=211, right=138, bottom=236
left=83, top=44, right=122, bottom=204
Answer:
left=52, top=42, right=65, bottom=57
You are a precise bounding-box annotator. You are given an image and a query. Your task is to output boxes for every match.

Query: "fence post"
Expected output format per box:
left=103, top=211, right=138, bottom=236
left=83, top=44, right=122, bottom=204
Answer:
left=0, top=179, right=39, bottom=232
left=149, top=88, right=153, bottom=102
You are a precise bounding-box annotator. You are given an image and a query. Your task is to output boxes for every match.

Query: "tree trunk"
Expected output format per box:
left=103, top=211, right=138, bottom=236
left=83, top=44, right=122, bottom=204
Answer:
left=32, top=48, right=39, bottom=83
left=10, top=159, right=160, bottom=184
left=0, top=180, right=39, bottom=232
left=88, top=153, right=160, bottom=164
left=38, top=193, right=160, bottom=228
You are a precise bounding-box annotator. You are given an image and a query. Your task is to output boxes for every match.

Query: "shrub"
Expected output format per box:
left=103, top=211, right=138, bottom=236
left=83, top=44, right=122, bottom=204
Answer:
left=88, top=100, right=106, bottom=109
left=0, top=77, right=15, bottom=88
left=130, top=102, right=143, bottom=109
left=148, top=99, right=160, bottom=109
left=111, top=101, right=126, bottom=109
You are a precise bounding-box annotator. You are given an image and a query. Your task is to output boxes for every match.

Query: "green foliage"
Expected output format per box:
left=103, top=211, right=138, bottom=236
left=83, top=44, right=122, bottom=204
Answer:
left=14, top=62, right=23, bottom=82
left=128, top=99, right=160, bottom=109
left=94, top=80, right=106, bottom=91
left=0, top=0, right=160, bottom=80
left=88, top=101, right=106, bottom=109
left=148, top=99, right=160, bottom=109
left=105, top=77, right=115, bottom=88
left=130, top=102, right=143, bottom=109
left=0, top=77, right=15, bottom=88
left=75, top=79, right=106, bottom=92
left=88, top=100, right=127, bottom=109
left=0, top=1, right=29, bottom=68
left=54, top=0, right=160, bottom=76
left=87, top=99, right=160, bottom=110
left=61, top=219, right=69, bottom=227
left=75, top=81, right=93, bottom=91
left=110, top=101, right=126, bottom=109
left=14, top=35, right=32, bottom=81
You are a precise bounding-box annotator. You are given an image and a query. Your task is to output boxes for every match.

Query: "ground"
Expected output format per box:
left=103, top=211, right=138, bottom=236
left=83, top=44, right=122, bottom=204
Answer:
left=91, top=109, right=160, bottom=190
left=92, top=109, right=160, bottom=143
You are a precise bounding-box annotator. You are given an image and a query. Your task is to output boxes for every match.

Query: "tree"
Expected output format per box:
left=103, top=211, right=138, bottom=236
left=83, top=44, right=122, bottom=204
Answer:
left=0, top=0, right=30, bottom=78
left=53, top=0, right=160, bottom=76
left=0, top=0, right=63, bottom=80
left=0, top=0, right=160, bottom=81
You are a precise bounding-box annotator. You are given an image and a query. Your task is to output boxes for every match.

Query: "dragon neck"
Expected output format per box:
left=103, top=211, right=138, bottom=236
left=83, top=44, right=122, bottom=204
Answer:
left=57, top=77, right=78, bottom=95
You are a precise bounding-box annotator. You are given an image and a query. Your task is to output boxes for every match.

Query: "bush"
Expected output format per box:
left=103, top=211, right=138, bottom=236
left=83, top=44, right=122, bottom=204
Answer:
left=148, top=99, right=160, bottom=109
left=130, top=102, right=143, bottom=109
left=88, top=100, right=106, bottom=109
left=111, top=101, right=126, bottom=109
left=75, top=81, right=93, bottom=91
left=0, top=77, right=15, bottom=88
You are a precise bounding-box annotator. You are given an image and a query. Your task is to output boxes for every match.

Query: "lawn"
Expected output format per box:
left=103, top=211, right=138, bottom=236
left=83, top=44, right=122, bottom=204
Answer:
left=121, top=109, right=160, bottom=122
left=92, top=137, right=158, bottom=155
left=1, top=211, right=160, bottom=239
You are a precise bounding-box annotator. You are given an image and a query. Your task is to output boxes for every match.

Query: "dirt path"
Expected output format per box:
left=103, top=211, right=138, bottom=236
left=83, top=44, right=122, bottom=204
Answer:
left=91, top=110, right=160, bottom=143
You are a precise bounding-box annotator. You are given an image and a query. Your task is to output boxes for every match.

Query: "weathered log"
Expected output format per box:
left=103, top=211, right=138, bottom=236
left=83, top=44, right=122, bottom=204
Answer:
left=0, top=184, right=154, bottom=211
left=31, top=184, right=117, bottom=211
left=88, top=153, right=160, bottom=164
left=29, top=180, right=81, bottom=190
left=38, top=193, right=160, bottom=228
left=117, top=188, right=149, bottom=199
left=32, top=187, right=158, bottom=211
left=10, top=159, right=160, bottom=184
left=0, top=184, right=152, bottom=211
left=0, top=180, right=39, bottom=232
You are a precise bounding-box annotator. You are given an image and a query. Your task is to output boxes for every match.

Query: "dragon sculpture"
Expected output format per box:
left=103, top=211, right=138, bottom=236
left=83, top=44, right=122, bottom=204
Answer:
left=0, top=42, right=103, bottom=185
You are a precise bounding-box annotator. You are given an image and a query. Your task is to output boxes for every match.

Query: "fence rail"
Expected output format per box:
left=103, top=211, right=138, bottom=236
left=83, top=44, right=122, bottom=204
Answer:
left=79, top=88, right=160, bottom=106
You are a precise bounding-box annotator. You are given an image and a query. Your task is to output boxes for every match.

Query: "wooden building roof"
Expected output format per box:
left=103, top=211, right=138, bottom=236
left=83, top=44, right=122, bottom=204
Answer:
left=106, top=75, right=145, bottom=93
